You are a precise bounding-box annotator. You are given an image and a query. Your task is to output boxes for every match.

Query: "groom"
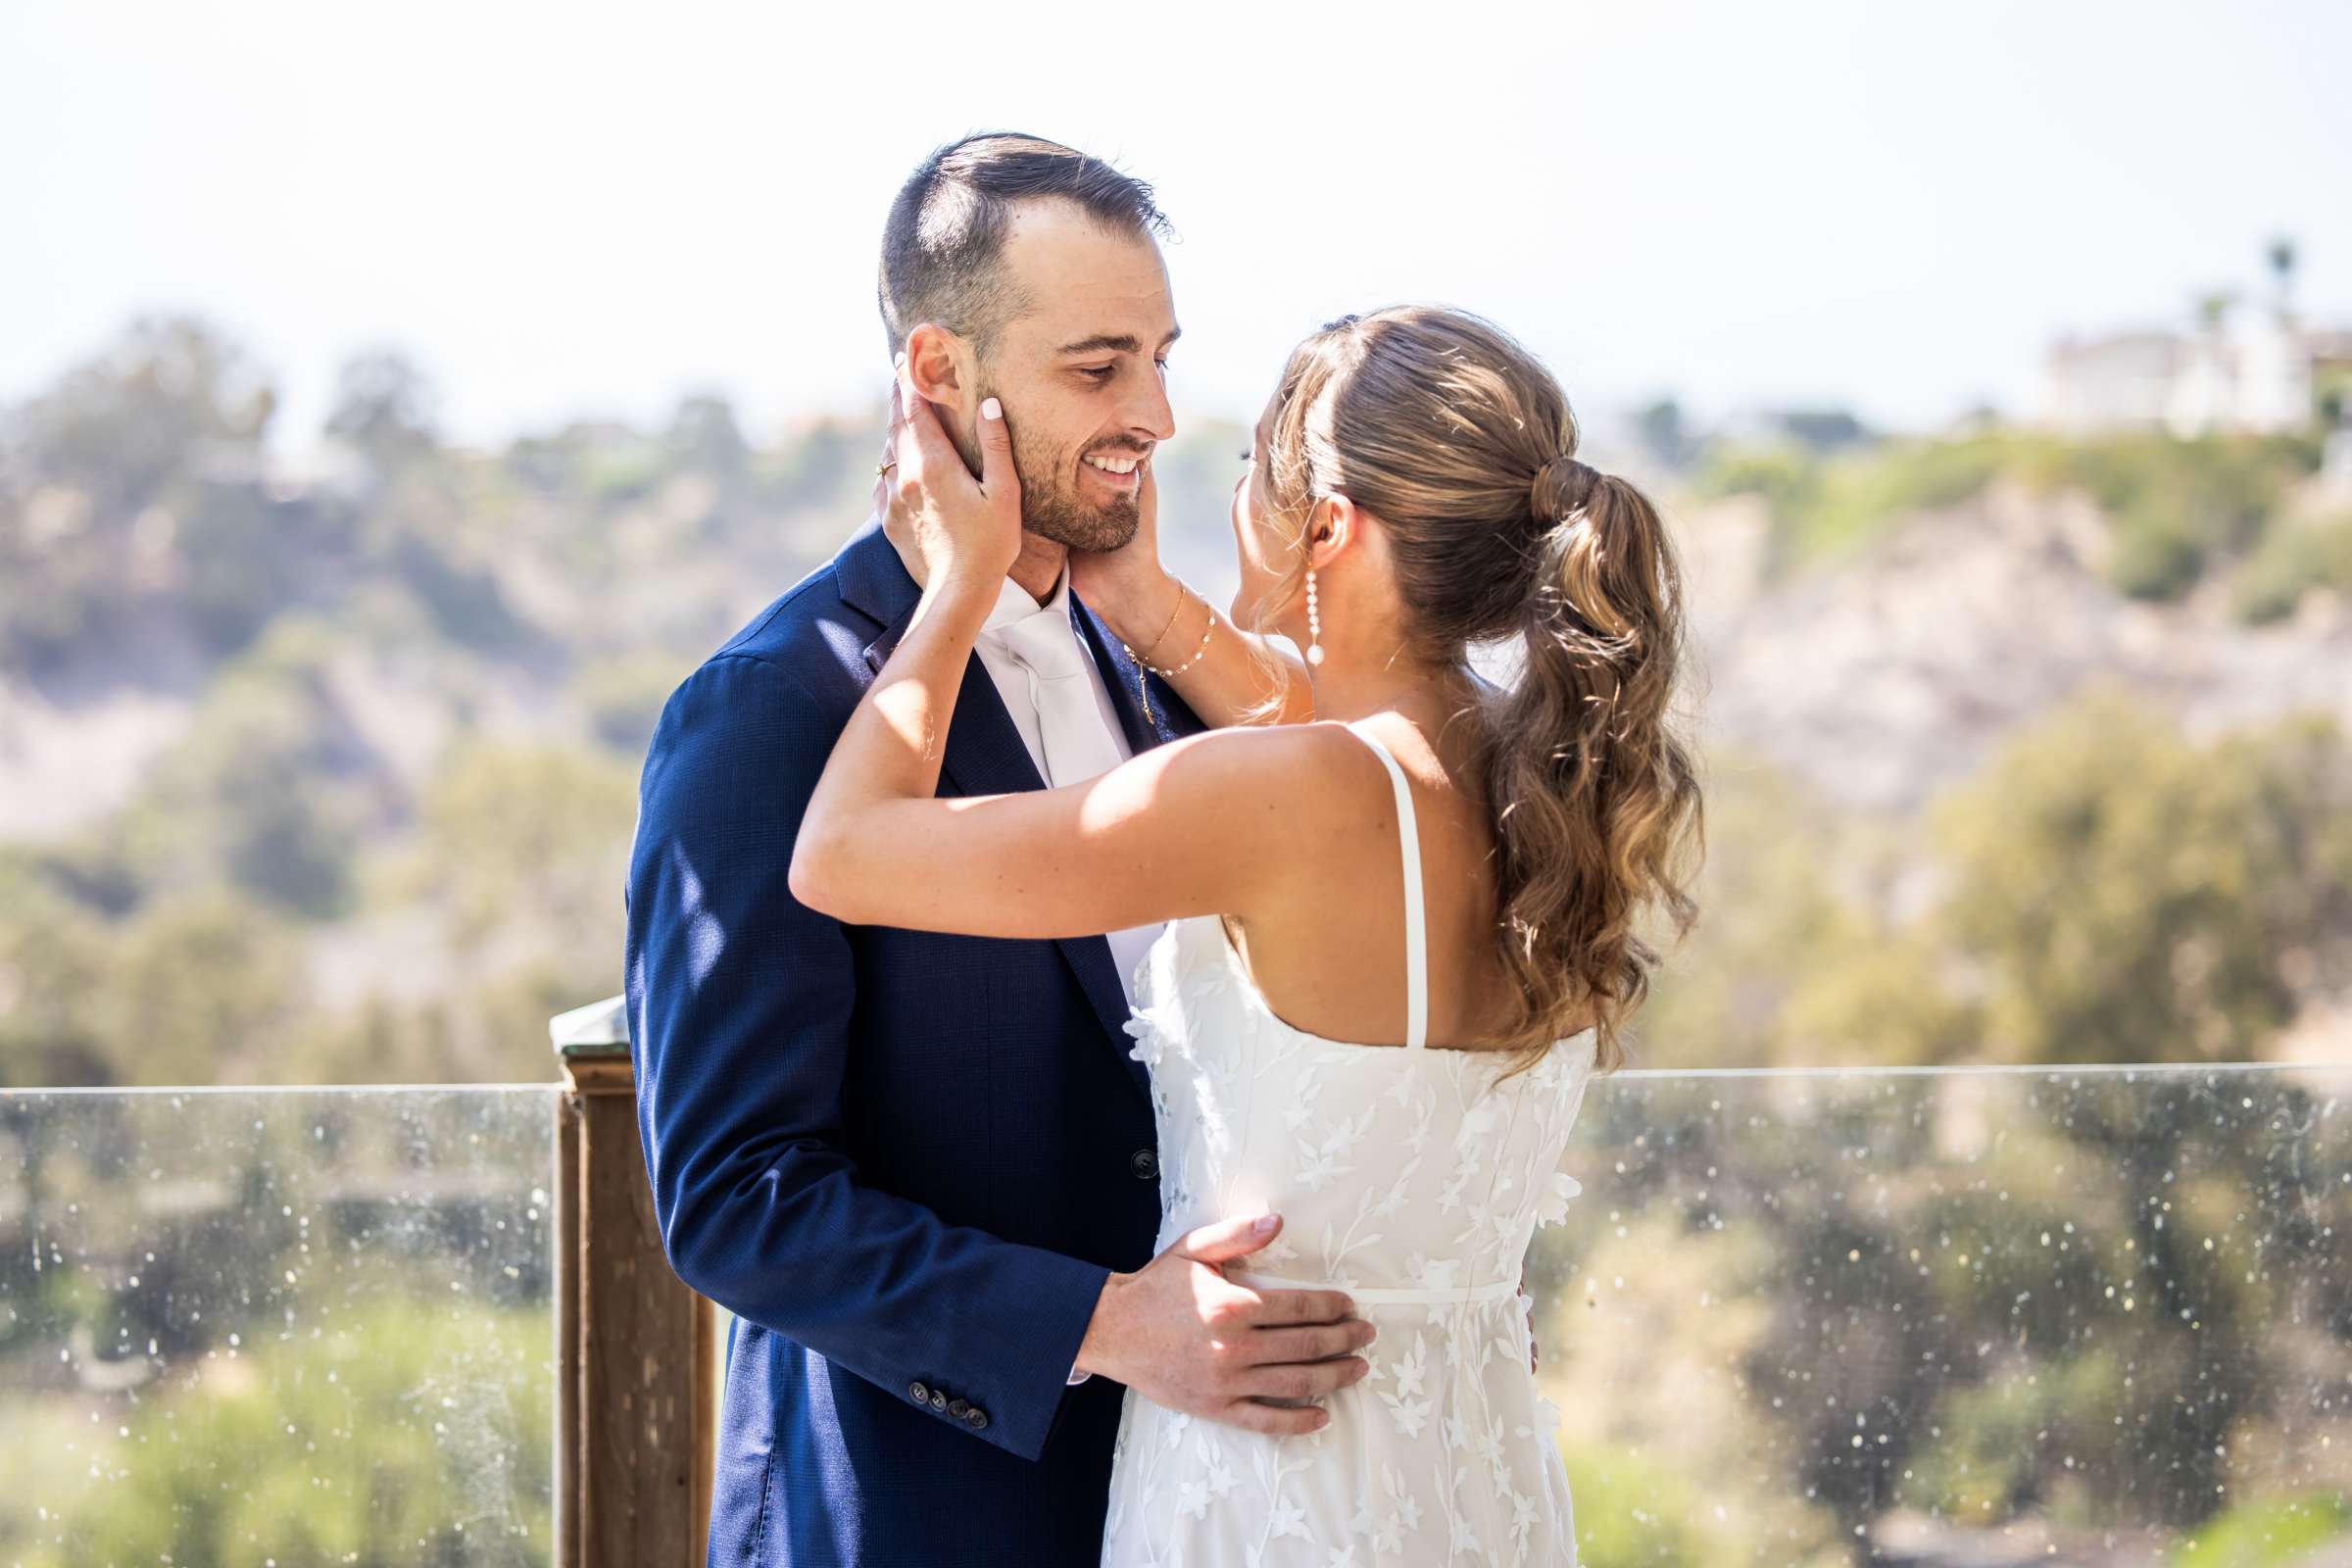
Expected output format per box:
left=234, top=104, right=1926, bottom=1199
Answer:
left=624, top=133, right=1363, bottom=1565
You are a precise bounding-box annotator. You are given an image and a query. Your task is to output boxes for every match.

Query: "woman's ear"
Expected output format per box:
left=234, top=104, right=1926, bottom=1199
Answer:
left=903, top=322, right=973, bottom=414
left=1312, top=493, right=1359, bottom=567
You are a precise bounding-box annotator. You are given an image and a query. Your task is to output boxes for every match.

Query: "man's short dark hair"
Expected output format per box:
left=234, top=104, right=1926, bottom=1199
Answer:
left=877, top=132, right=1170, bottom=358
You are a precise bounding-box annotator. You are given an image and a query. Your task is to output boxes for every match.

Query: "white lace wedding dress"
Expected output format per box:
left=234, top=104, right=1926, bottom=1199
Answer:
left=1100, top=719, right=1598, bottom=1567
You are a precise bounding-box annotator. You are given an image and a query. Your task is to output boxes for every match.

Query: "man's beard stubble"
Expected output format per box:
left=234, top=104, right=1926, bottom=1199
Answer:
left=972, top=401, right=1142, bottom=555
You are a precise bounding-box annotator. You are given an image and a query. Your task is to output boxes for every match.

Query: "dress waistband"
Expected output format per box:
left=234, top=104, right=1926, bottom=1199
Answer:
left=1228, top=1269, right=1526, bottom=1306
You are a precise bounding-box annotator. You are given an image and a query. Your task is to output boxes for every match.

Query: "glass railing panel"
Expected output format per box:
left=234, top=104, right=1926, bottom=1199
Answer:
left=10, top=1061, right=2346, bottom=1563
left=0, top=1086, right=561, bottom=1568
left=1523, top=1062, right=2352, bottom=1561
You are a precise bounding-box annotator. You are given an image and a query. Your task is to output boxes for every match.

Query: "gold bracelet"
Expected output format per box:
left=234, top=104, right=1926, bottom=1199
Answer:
left=1116, top=581, right=1213, bottom=726
left=1135, top=600, right=1216, bottom=678
left=1131, top=578, right=1188, bottom=664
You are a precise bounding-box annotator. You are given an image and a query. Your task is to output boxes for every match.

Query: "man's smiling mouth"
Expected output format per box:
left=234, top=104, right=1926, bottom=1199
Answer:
left=1082, top=453, right=1145, bottom=475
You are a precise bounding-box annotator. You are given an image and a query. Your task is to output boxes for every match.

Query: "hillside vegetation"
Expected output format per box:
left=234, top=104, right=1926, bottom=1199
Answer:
left=2, top=314, right=2348, bottom=1087
left=1697, top=424, right=2352, bottom=618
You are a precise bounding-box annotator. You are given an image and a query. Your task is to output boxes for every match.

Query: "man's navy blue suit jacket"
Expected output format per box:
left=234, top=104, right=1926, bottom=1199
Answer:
left=624, top=514, right=1208, bottom=1565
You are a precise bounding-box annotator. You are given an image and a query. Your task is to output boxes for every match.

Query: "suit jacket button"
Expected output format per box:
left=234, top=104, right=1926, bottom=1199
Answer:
left=1131, top=1149, right=1158, bottom=1181
left=930, top=1390, right=949, bottom=1411
left=966, top=1407, right=989, bottom=1430
left=908, top=1381, right=929, bottom=1404
left=948, top=1398, right=970, bottom=1418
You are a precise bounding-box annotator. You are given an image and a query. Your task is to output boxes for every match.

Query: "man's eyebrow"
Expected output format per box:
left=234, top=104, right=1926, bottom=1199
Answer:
left=1055, top=325, right=1184, bottom=356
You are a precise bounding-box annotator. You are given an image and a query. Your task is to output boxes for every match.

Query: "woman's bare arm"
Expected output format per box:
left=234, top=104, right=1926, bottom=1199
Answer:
left=1080, top=539, right=1316, bottom=728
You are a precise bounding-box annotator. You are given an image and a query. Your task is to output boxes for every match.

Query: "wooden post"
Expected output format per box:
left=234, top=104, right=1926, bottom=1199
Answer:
left=552, top=997, right=716, bottom=1568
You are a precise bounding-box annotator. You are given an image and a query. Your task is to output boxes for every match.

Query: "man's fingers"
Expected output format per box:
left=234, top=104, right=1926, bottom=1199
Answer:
left=1239, top=1320, right=1377, bottom=1368
left=1251, top=1288, right=1357, bottom=1327
left=1222, top=1399, right=1330, bottom=1438
left=1235, top=1355, right=1369, bottom=1403
left=1180, top=1213, right=1281, bottom=1266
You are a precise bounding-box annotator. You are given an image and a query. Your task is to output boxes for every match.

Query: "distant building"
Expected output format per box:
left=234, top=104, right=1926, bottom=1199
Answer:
left=2041, top=330, right=2186, bottom=431
left=2040, top=250, right=2351, bottom=437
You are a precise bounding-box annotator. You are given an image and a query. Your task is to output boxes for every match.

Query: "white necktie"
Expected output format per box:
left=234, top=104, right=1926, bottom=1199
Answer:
left=980, top=601, right=1162, bottom=1019
left=985, top=606, right=1127, bottom=790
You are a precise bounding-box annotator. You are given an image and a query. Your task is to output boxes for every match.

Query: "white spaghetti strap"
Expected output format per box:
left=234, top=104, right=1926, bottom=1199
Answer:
left=1340, top=721, right=1430, bottom=1052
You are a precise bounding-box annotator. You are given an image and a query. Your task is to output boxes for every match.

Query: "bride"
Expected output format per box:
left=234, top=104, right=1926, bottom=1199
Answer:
left=792, top=304, right=1703, bottom=1566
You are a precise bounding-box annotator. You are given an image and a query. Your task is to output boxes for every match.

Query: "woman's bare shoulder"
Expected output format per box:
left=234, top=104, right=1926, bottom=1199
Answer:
left=1140, top=718, right=1382, bottom=792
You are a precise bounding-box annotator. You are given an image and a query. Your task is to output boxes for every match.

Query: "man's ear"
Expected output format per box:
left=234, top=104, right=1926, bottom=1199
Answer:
left=903, top=322, right=974, bottom=414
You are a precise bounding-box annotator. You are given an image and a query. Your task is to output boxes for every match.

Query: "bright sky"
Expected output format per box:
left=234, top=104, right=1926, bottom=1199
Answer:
left=5, top=0, right=2347, bottom=452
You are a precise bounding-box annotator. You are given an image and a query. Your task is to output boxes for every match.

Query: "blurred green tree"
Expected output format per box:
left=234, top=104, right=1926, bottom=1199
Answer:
left=0, top=315, right=282, bottom=667
left=1931, top=685, right=2348, bottom=1064
left=75, top=617, right=392, bottom=919
left=325, top=348, right=443, bottom=470
left=664, top=391, right=750, bottom=479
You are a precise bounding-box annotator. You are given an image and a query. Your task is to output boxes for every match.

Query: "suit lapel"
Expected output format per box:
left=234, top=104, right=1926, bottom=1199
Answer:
left=845, top=517, right=1045, bottom=802
left=841, top=520, right=1154, bottom=1094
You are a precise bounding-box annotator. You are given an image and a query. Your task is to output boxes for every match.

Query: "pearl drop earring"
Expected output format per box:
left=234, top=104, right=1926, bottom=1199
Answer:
left=1304, top=564, right=1324, bottom=667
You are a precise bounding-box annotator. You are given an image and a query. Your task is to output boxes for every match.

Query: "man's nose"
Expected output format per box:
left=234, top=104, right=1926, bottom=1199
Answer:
left=1121, top=368, right=1177, bottom=444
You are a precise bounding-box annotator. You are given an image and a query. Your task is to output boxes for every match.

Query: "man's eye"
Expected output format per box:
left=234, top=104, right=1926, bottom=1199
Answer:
left=1078, top=366, right=1114, bottom=381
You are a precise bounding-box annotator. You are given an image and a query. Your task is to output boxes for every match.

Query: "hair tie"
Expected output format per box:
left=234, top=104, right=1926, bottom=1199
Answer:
left=1531, top=455, right=1602, bottom=524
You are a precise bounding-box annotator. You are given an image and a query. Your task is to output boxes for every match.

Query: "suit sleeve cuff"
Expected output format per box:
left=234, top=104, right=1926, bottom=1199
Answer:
left=1013, top=1257, right=1112, bottom=1460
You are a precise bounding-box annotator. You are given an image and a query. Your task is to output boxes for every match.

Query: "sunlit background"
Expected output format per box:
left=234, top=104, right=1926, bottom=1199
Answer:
left=10, top=0, right=2351, bottom=441
left=5, top=4, right=2352, bottom=1562
left=4, top=0, right=2348, bottom=1082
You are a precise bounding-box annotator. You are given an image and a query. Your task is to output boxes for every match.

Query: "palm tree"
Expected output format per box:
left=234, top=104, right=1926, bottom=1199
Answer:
left=2266, top=235, right=2298, bottom=318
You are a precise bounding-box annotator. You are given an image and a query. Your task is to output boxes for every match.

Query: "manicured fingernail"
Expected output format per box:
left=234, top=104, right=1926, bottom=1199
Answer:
left=1253, top=1214, right=1278, bottom=1235
left=980, top=397, right=1002, bottom=420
